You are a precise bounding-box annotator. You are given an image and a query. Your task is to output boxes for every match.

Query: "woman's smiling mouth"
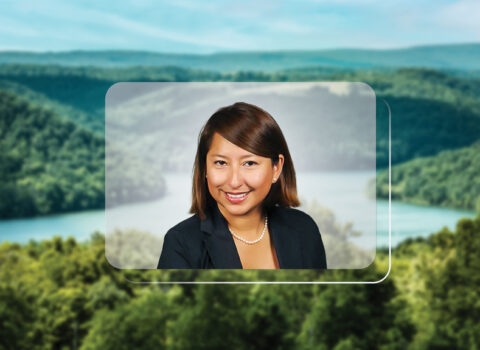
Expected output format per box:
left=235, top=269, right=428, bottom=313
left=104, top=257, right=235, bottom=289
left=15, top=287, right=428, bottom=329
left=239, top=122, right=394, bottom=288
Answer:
left=225, top=191, right=250, bottom=203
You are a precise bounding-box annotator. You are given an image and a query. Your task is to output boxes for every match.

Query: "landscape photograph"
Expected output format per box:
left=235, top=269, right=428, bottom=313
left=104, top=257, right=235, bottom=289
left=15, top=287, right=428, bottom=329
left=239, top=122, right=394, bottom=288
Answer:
left=1, top=0, right=479, bottom=349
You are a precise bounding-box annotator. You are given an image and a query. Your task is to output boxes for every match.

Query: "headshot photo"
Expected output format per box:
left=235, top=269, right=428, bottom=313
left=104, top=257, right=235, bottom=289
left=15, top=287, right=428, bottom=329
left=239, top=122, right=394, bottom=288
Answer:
left=105, top=82, right=378, bottom=271
left=157, top=102, right=327, bottom=269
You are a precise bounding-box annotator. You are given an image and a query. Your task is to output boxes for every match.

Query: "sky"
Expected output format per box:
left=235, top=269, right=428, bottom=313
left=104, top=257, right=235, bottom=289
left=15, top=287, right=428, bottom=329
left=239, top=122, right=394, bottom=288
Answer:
left=1, top=0, right=479, bottom=53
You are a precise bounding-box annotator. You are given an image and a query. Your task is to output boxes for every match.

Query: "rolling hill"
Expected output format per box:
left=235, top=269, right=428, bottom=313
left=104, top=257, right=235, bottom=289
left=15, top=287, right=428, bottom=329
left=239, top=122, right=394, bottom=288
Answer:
left=376, top=141, right=480, bottom=210
left=0, top=43, right=479, bottom=72
left=0, top=90, right=165, bottom=218
left=1, top=64, right=479, bottom=169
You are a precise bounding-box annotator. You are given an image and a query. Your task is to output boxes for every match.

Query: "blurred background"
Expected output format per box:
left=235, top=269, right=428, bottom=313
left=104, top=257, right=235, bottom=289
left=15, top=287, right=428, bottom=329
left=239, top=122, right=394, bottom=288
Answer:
left=1, top=0, right=479, bottom=349
left=104, top=82, right=377, bottom=269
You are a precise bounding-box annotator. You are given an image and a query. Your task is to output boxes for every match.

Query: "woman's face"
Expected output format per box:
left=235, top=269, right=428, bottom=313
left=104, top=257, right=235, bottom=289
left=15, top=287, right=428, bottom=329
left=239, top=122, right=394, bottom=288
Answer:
left=206, top=133, right=284, bottom=219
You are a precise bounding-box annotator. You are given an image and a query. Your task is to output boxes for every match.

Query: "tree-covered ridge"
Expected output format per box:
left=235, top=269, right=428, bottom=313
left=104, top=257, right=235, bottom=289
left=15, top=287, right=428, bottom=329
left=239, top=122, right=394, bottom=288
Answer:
left=1, top=213, right=479, bottom=349
left=0, top=90, right=165, bottom=219
left=376, top=141, right=480, bottom=210
left=2, top=64, right=480, bottom=168
left=0, top=64, right=224, bottom=133
left=0, top=90, right=105, bottom=218
left=2, top=63, right=480, bottom=215
left=1, top=43, right=480, bottom=71
left=343, top=68, right=480, bottom=115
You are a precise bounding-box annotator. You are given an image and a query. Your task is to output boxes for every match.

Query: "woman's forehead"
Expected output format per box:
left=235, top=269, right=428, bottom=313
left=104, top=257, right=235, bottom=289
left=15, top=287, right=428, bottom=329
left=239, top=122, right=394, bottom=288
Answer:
left=207, top=133, right=256, bottom=158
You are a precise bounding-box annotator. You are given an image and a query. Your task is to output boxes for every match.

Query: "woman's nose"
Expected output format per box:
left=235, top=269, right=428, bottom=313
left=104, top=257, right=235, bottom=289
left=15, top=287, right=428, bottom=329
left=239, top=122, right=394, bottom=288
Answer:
left=228, top=167, right=243, bottom=188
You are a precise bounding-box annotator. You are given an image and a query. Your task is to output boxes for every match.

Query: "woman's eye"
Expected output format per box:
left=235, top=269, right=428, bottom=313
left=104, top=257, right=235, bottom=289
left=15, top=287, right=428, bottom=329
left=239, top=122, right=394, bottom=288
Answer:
left=214, top=160, right=226, bottom=166
left=243, top=161, right=257, bottom=167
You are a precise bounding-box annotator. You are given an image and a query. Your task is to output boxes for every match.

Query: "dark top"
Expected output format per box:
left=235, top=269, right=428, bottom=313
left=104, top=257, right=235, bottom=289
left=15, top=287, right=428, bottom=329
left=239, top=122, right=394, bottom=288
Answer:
left=157, top=205, right=327, bottom=269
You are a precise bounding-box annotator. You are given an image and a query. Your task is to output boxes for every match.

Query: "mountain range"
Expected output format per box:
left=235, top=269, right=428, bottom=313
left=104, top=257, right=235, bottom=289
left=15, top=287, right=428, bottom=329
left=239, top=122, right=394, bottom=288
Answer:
left=1, top=43, right=479, bottom=72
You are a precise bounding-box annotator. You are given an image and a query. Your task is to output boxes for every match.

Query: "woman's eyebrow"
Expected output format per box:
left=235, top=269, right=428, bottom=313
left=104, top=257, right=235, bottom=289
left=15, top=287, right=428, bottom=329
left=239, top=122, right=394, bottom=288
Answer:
left=210, top=154, right=228, bottom=158
left=210, top=154, right=255, bottom=159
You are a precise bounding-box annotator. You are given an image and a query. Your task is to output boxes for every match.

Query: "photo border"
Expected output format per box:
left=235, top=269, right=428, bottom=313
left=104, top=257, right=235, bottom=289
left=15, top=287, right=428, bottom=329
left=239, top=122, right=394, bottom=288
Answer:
left=105, top=85, right=391, bottom=284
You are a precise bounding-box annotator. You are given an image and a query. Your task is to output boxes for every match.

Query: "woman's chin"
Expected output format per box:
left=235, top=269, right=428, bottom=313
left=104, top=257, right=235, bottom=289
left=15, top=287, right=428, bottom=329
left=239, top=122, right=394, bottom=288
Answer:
left=220, top=202, right=262, bottom=218
left=222, top=205, right=249, bottom=217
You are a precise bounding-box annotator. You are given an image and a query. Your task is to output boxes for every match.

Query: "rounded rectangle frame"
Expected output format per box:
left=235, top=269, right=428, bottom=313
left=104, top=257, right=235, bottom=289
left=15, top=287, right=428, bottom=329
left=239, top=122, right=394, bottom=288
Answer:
left=105, top=82, right=391, bottom=284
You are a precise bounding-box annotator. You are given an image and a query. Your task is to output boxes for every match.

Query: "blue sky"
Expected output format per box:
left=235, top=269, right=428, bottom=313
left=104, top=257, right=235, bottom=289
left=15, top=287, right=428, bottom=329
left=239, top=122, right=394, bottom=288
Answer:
left=1, top=0, right=479, bottom=53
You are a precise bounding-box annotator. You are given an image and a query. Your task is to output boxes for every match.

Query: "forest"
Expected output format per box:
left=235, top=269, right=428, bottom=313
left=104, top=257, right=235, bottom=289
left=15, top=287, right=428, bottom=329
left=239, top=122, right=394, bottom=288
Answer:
left=0, top=90, right=104, bottom=218
left=1, top=211, right=479, bottom=349
left=376, top=141, right=480, bottom=210
left=0, top=90, right=165, bottom=218
left=1, top=46, right=480, bottom=349
left=1, top=64, right=480, bottom=217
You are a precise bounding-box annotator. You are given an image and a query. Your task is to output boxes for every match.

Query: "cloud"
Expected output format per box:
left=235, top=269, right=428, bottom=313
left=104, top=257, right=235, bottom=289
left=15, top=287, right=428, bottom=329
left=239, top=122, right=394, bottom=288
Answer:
left=0, top=16, right=41, bottom=37
left=1, top=0, right=479, bottom=52
left=431, top=0, right=480, bottom=35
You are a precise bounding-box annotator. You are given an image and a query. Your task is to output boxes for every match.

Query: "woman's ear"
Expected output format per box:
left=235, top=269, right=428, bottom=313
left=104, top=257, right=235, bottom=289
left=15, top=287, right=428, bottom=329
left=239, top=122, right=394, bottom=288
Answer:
left=273, top=155, right=284, bottom=183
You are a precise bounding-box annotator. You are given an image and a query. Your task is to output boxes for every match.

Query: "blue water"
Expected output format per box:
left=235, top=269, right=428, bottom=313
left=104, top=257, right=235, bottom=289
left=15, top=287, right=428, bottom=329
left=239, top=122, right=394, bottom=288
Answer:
left=0, top=172, right=475, bottom=247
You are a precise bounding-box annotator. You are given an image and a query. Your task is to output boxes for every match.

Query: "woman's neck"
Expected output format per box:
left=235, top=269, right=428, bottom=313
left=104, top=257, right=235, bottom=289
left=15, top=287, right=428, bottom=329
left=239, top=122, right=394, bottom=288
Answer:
left=217, top=204, right=264, bottom=235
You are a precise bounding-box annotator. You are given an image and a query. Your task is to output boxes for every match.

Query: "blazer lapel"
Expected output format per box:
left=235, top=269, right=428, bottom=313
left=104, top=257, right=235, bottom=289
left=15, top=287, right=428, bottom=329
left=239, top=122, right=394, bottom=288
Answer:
left=269, top=208, right=304, bottom=269
left=200, top=206, right=243, bottom=269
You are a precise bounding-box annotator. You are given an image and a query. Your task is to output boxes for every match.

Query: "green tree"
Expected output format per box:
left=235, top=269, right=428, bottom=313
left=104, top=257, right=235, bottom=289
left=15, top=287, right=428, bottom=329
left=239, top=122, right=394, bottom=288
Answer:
left=421, top=216, right=480, bottom=349
left=243, top=285, right=298, bottom=350
left=169, top=274, right=251, bottom=350
left=81, top=291, right=172, bottom=350
left=0, top=285, right=34, bottom=350
left=297, top=269, right=415, bottom=350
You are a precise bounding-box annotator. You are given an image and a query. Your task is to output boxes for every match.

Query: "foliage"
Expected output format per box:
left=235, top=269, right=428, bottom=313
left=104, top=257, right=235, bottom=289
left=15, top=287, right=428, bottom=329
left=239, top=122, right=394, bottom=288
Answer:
left=298, top=269, right=414, bottom=350
left=1, top=52, right=479, bottom=349
left=301, top=199, right=373, bottom=269
left=0, top=284, right=34, bottom=350
left=1, top=213, right=480, bottom=349
left=0, top=90, right=105, bottom=218
left=106, top=229, right=164, bottom=269
left=0, top=90, right=166, bottom=218
left=81, top=291, right=172, bottom=350
left=2, top=64, right=480, bottom=168
left=377, top=141, right=480, bottom=210
left=1, top=63, right=480, bottom=216
left=419, top=218, right=480, bottom=349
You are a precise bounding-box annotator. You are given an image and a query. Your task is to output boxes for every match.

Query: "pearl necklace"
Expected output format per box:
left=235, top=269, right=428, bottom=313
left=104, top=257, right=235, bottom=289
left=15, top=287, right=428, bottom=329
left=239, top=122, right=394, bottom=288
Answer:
left=229, top=216, right=268, bottom=245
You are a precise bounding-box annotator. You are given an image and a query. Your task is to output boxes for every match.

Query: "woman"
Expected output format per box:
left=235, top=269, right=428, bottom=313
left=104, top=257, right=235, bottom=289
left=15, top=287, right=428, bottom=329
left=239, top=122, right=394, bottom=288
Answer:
left=158, top=102, right=327, bottom=269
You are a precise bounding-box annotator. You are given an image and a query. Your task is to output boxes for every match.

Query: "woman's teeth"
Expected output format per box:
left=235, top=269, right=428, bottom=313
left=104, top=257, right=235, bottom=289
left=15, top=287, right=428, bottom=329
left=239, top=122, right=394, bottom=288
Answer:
left=227, top=192, right=247, bottom=198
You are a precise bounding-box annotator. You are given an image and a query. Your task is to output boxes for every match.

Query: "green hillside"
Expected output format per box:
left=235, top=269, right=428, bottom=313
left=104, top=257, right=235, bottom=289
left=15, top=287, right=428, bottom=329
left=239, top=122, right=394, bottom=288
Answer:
left=0, top=90, right=165, bottom=219
left=1, top=211, right=479, bottom=349
left=0, top=90, right=105, bottom=218
left=0, top=64, right=221, bottom=133
left=1, top=64, right=479, bottom=168
left=2, top=63, right=480, bottom=216
left=1, top=43, right=479, bottom=71
left=377, top=141, right=480, bottom=210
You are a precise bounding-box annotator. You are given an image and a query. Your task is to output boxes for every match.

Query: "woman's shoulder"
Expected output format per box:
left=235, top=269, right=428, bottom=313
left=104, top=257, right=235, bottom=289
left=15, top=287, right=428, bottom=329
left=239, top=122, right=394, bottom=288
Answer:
left=271, top=206, right=316, bottom=227
left=162, top=214, right=204, bottom=252
left=168, top=214, right=201, bottom=234
left=159, top=215, right=203, bottom=269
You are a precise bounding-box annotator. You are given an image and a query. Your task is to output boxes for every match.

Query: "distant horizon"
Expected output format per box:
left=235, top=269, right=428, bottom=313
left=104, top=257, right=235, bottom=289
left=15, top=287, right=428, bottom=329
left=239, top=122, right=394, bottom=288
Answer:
left=1, top=42, right=479, bottom=55
left=1, top=42, right=479, bottom=72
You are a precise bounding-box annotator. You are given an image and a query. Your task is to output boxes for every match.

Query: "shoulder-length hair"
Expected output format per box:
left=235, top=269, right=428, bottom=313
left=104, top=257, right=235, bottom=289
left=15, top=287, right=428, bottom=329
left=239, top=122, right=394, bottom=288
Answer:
left=190, top=102, right=300, bottom=220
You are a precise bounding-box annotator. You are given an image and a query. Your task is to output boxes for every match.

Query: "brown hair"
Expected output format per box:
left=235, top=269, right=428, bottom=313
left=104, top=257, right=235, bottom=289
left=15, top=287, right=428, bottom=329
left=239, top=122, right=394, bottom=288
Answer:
left=190, top=102, right=300, bottom=219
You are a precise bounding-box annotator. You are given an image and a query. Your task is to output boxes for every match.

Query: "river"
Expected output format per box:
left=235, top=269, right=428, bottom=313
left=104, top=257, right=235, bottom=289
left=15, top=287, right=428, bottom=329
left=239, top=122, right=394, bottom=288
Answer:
left=0, top=172, right=475, bottom=248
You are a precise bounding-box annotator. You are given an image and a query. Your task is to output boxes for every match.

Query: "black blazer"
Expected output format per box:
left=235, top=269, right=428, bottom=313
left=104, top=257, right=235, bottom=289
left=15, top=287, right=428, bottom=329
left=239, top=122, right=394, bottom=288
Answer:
left=157, top=205, right=327, bottom=269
